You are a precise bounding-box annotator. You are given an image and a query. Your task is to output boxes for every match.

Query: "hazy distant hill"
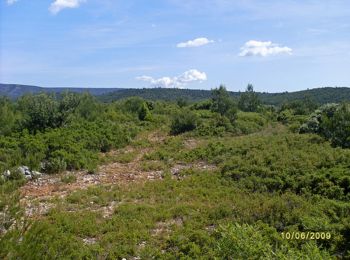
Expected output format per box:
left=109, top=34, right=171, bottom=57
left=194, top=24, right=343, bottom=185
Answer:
left=99, top=87, right=350, bottom=105
left=0, top=84, right=121, bottom=99
left=257, top=87, right=350, bottom=106
left=1, top=83, right=350, bottom=106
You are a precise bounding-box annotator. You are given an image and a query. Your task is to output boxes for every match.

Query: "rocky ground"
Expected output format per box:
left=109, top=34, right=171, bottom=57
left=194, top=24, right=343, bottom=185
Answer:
left=19, top=131, right=216, bottom=218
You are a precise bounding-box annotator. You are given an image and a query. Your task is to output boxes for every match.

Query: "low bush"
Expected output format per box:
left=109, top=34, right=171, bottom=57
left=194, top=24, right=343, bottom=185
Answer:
left=170, top=110, right=198, bottom=135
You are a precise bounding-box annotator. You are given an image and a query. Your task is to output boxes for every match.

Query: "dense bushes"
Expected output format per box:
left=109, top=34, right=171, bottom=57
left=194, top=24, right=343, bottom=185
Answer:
left=123, top=97, right=152, bottom=121
left=0, top=98, right=19, bottom=135
left=0, top=121, right=136, bottom=174
left=300, top=103, right=350, bottom=148
left=280, top=97, right=318, bottom=115
left=170, top=110, right=198, bottom=135
left=234, top=112, right=268, bottom=134
left=0, top=93, right=139, bottom=174
left=186, top=132, right=350, bottom=201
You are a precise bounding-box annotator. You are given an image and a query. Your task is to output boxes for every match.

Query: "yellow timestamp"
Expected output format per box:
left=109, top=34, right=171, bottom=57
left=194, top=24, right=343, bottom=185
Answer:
left=281, top=232, right=331, bottom=240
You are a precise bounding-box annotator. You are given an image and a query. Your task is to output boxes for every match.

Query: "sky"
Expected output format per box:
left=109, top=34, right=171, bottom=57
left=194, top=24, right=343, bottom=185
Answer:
left=1, top=0, right=350, bottom=92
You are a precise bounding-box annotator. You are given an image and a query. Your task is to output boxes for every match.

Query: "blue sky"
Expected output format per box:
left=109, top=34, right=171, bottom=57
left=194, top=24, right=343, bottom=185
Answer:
left=1, top=0, right=350, bottom=92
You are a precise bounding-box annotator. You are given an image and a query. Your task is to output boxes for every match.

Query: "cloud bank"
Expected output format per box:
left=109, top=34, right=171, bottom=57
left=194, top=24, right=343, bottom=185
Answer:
left=177, top=37, right=214, bottom=48
left=239, top=40, right=292, bottom=57
left=49, top=0, right=85, bottom=14
left=137, top=69, right=207, bottom=88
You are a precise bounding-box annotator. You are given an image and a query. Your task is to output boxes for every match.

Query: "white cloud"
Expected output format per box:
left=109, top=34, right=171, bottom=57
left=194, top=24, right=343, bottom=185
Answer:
left=6, top=0, right=18, bottom=5
left=49, top=0, right=85, bottom=14
left=239, top=40, right=292, bottom=57
left=177, top=37, right=214, bottom=48
left=137, top=69, right=207, bottom=88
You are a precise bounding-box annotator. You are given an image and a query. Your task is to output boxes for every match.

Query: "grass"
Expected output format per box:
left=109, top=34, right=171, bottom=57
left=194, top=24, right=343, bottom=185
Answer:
left=60, top=174, right=77, bottom=184
left=99, top=150, right=139, bottom=164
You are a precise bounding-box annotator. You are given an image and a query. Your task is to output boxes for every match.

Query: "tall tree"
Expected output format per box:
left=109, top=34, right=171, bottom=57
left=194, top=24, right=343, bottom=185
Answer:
left=238, top=84, right=261, bottom=112
left=211, top=85, right=234, bottom=116
left=211, top=85, right=238, bottom=123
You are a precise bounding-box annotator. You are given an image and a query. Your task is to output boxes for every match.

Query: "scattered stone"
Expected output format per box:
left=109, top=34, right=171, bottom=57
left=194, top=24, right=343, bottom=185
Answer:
left=17, top=166, right=42, bottom=180
left=82, top=237, right=97, bottom=245
left=3, top=170, right=11, bottom=177
left=138, top=241, right=146, bottom=249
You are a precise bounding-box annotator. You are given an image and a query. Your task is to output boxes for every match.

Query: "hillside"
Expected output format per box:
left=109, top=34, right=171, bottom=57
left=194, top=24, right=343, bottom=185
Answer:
left=99, top=87, right=350, bottom=105
left=1, top=90, right=350, bottom=259
left=0, top=84, right=121, bottom=99
left=258, top=87, right=350, bottom=105
left=1, top=83, right=350, bottom=106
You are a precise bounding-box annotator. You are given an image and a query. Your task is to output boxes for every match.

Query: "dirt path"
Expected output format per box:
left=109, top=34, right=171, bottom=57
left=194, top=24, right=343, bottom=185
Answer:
left=20, top=132, right=162, bottom=199
left=19, top=131, right=216, bottom=216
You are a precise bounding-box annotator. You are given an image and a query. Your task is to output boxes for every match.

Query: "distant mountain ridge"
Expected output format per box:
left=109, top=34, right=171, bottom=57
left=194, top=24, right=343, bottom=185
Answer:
left=0, top=84, right=121, bottom=99
left=1, top=83, right=350, bottom=106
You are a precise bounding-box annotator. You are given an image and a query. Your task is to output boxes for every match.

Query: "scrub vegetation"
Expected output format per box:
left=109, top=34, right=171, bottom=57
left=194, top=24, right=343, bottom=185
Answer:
left=0, top=86, right=349, bottom=259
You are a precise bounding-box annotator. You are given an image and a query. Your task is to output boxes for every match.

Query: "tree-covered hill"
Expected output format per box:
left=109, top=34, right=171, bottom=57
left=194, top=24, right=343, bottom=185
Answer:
left=258, top=87, right=350, bottom=106
left=0, top=84, right=121, bottom=99
left=1, top=83, right=350, bottom=106
left=99, top=87, right=350, bottom=105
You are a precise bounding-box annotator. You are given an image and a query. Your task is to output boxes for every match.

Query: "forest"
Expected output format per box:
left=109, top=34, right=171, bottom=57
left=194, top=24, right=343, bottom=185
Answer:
left=2, top=84, right=350, bottom=106
left=0, top=85, right=350, bottom=259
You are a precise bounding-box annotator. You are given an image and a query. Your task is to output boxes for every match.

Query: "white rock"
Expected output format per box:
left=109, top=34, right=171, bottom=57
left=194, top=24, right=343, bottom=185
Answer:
left=3, top=170, right=11, bottom=177
left=18, top=166, right=26, bottom=175
left=32, top=171, right=42, bottom=177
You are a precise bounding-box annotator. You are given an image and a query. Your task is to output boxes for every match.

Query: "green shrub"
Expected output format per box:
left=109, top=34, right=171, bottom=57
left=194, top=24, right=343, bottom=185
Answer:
left=138, top=102, right=151, bottom=121
left=211, top=86, right=237, bottom=120
left=44, top=157, right=67, bottom=174
left=170, top=110, right=198, bottom=135
left=61, top=174, right=77, bottom=184
left=300, top=103, right=350, bottom=148
left=238, top=84, right=261, bottom=112
left=235, top=112, right=267, bottom=134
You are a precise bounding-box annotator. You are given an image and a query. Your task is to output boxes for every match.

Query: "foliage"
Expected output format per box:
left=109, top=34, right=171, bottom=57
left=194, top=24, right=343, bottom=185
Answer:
left=211, top=85, right=236, bottom=117
left=176, top=97, right=189, bottom=108
left=215, top=223, right=332, bottom=259
left=234, top=112, right=268, bottom=134
left=238, top=84, right=261, bottom=112
left=0, top=94, right=138, bottom=174
left=2, top=84, right=350, bottom=107
left=138, top=102, right=151, bottom=121
left=61, top=174, right=77, bottom=184
left=1, top=92, right=350, bottom=259
left=186, top=131, right=350, bottom=201
left=18, top=93, right=61, bottom=133
left=0, top=97, right=19, bottom=136
left=280, top=96, right=318, bottom=115
left=170, top=109, right=198, bottom=135
left=300, top=103, right=350, bottom=148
